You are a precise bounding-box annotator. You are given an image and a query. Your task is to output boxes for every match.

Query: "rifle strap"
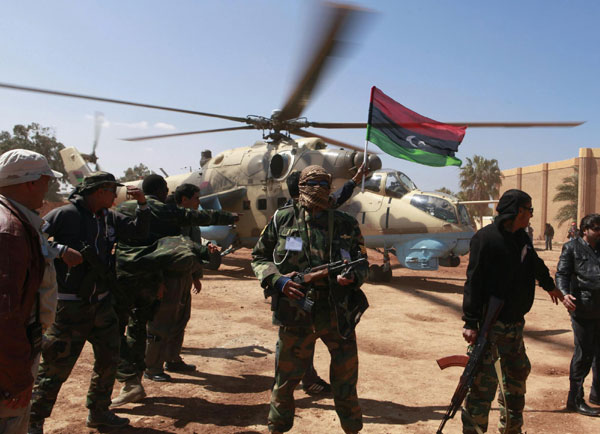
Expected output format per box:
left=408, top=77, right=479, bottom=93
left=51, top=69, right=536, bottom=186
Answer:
left=461, top=407, right=485, bottom=434
left=328, top=209, right=333, bottom=261
left=491, top=345, right=509, bottom=431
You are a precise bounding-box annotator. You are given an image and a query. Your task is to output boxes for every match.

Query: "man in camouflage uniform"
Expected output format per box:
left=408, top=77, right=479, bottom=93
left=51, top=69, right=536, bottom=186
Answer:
left=252, top=165, right=369, bottom=434
left=111, top=174, right=236, bottom=406
left=29, top=172, right=150, bottom=433
left=461, top=189, right=563, bottom=433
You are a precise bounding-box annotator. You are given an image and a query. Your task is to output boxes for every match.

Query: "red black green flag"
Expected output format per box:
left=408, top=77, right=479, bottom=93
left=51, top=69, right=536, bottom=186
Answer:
left=366, top=87, right=466, bottom=167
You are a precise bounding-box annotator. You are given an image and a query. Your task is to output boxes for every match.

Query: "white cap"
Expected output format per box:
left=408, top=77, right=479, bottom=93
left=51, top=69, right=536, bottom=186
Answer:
left=0, top=149, right=63, bottom=187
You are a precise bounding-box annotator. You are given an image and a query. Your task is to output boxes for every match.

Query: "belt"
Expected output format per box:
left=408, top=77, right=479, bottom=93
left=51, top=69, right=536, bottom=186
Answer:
left=57, top=291, right=109, bottom=302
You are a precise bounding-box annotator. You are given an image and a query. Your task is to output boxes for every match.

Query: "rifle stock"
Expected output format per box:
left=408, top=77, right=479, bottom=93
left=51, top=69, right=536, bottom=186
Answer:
left=436, top=296, right=504, bottom=434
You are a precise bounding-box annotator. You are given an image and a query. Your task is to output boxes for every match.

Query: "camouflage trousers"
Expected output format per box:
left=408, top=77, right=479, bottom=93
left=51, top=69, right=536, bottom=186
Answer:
left=462, top=320, right=531, bottom=434
left=30, top=297, right=120, bottom=422
left=146, top=274, right=192, bottom=374
left=115, top=287, right=159, bottom=383
left=269, top=301, right=362, bottom=433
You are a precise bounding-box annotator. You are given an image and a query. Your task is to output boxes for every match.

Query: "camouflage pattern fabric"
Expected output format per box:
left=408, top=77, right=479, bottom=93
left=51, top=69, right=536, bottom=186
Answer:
left=462, top=320, right=530, bottom=434
left=145, top=273, right=193, bottom=374
left=30, top=298, right=120, bottom=422
left=270, top=302, right=362, bottom=433
left=165, top=278, right=193, bottom=363
left=252, top=201, right=368, bottom=433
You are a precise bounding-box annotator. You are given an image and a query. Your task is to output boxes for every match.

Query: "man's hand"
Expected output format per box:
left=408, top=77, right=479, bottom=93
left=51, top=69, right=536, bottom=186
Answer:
left=192, top=278, right=202, bottom=294
left=547, top=288, right=564, bottom=305
left=351, top=163, right=369, bottom=185
left=337, top=273, right=355, bottom=286
left=281, top=272, right=305, bottom=300
left=207, top=243, right=219, bottom=254
left=61, top=247, right=83, bottom=267
left=562, top=294, right=577, bottom=312
left=1, top=386, right=32, bottom=409
left=462, top=328, right=478, bottom=345
left=126, top=186, right=146, bottom=204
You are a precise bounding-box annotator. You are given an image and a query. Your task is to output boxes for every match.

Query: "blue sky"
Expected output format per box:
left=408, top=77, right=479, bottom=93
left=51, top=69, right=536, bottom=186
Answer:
left=0, top=0, right=598, bottom=192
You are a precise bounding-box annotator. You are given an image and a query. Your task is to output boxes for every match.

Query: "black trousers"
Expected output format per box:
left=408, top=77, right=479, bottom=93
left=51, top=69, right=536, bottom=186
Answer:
left=569, top=315, right=600, bottom=398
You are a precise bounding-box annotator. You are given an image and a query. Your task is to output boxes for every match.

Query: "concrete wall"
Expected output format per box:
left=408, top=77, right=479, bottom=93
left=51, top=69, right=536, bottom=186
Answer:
left=500, top=147, right=600, bottom=242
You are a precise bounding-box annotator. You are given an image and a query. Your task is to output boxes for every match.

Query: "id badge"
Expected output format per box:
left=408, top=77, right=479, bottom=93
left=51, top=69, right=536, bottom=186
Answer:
left=340, top=248, right=352, bottom=261
left=285, top=236, right=303, bottom=252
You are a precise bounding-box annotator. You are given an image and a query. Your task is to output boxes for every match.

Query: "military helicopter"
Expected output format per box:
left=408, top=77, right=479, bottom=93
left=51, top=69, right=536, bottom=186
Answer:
left=1, top=2, right=582, bottom=281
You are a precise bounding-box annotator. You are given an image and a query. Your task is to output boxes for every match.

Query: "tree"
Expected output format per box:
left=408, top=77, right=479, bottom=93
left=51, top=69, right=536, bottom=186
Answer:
left=0, top=123, right=66, bottom=201
left=459, top=155, right=503, bottom=227
left=120, top=163, right=153, bottom=182
left=435, top=187, right=455, bottom=196
left=553, top=169, right=578, bottom=227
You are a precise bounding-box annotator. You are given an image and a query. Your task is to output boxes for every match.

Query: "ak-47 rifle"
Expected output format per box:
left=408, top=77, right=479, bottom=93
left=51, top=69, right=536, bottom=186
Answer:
left=436, top=296, right=504, bottom=434
left=292, top=258, right=367, bottom=312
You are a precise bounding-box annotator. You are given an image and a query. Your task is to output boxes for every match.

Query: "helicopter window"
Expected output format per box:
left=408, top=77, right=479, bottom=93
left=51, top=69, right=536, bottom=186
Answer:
left=243, top=200, right=251, bottom=210
left=257, top=198, right=267, bottom=210
left=410, top=194, right=458, bottom=224
left=363, top=174, right=383, bottom=193
left=384, top=172, right=415, bottom=198
left=277, top=197, right=287, bottom=208
left=457, top=204, right=472, bottom=226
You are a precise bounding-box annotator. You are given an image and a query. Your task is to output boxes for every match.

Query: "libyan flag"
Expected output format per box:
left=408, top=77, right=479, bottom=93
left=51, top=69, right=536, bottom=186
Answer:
left=366, top=87, right=466, bottom=167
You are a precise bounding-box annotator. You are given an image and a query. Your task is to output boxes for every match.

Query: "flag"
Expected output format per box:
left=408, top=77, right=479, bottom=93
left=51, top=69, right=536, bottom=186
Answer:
left=366, top=87, right=466, bottom=167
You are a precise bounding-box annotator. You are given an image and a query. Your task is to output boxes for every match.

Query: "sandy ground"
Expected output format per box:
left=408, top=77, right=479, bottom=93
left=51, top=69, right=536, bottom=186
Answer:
left=41, top=241, right=600, bottom=434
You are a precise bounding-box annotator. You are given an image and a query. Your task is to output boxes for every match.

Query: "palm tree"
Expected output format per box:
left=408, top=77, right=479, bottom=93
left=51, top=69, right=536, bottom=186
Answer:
left=553, top=169, right=578, bottom=227
left=459, top=155, right=503, bottom=227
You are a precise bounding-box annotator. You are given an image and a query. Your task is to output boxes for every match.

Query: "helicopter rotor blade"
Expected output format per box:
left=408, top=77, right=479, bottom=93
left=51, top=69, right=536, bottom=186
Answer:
left=278, top=3, right=370, bottom=121
left=0, top=82, right=249, bottom=123
left=122, top=125, right=254, bottom=142
left=292, top=128, right=378, bottom=154
left=307, top=120, right=585, bottom=129
left=92, top=111, right=104, bottom=157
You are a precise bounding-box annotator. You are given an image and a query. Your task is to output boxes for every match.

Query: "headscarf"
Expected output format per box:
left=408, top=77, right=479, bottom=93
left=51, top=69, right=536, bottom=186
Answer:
left=494, top=189, right=531, bottom=226
left=298, top=165, right=332, bottom=211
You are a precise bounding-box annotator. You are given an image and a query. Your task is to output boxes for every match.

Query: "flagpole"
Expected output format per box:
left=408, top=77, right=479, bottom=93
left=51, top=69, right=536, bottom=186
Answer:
left=363, top=86, right=376, bottom=192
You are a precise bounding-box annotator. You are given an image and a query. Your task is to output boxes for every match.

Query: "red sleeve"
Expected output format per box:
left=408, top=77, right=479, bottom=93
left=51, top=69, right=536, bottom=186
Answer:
left=0, top=232, right=34, bottom=397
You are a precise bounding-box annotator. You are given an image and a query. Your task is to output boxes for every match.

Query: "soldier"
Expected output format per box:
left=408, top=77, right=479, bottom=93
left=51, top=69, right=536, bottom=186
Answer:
left=461, top=189, right=563, bottom=433
left=29, top=172, right=150, bottom=433
left=252, top=165, right=369, bottom=434
left=282, top=163, right=368, bottom=395
left=111, top=174, right=237, bottom=406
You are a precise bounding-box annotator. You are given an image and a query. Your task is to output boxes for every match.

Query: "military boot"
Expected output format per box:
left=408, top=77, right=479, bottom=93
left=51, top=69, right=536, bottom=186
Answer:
left=86, top=409, right=130, bottom=428
left=110, top=377, right=146, bottom=408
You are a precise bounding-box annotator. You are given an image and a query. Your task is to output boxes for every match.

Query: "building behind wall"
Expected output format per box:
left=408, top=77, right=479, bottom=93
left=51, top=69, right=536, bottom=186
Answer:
left=500, top=148, right=600, bottom=242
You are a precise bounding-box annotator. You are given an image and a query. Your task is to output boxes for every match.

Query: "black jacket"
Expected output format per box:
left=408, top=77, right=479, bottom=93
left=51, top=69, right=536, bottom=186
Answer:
left=462, top=220, right=555, bottom=329
left=44, top=195, right=150, bottom=297
left=556, top=237, right=600, bottom=319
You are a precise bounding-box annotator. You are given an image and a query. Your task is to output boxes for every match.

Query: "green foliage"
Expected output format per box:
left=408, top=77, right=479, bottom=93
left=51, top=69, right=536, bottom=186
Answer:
left=120, top=163, right=152, bottom=182
left=0, top=123, right=66, bottom=201
left=553, top=169, right=578, bottom=227
left=459, top=155, right=503, bottom=226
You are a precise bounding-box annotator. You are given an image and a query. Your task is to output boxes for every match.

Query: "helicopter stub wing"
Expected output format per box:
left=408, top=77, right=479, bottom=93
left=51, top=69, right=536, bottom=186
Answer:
left=198, top=186, right=247, bottom=210
left=390, top=232, right=473, bottom=270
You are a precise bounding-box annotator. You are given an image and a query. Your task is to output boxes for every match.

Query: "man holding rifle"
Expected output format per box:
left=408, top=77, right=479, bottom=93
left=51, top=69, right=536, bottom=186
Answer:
left=460, top=189, right=563, bottom=433
left=252, top=165, right=369, bottom=434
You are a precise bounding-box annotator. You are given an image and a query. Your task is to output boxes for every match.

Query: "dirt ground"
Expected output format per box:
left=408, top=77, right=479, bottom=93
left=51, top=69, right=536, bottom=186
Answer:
left=42, top=241, right=600, bottom=434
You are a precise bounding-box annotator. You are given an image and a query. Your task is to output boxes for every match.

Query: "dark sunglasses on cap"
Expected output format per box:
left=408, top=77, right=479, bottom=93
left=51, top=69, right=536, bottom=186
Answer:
left=305, top=180, right=330, bottom=187
left=101, top=185, right=118, bottom=193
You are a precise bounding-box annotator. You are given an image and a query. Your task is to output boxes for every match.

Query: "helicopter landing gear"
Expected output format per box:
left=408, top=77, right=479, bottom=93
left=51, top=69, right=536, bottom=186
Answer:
left=369, top=248, right=393, bottom=283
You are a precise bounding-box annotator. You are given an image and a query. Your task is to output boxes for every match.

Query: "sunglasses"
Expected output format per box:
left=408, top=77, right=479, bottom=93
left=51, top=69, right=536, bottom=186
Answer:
left=305, top=180, right=330, bottom=187
left=589, top=227, right=600, bottom=232
left=521, top=206, right=534, bottom=214
left=101, top=186, right=117, bottom=193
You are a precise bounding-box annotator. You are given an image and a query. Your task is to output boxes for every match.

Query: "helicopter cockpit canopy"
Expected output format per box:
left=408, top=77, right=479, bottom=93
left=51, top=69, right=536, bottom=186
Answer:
left=362, top=169, right=417, bottom=199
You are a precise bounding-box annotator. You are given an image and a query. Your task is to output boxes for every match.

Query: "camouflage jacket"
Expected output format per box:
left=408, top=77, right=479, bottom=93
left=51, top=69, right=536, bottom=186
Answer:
left=252, top=202, right=368, bottom=337
left=117, top=196, right=236, bottom=246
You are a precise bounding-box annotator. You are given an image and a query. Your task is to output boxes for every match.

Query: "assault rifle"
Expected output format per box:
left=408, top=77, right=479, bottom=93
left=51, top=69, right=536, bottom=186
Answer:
left=436, top=296, right=504, bottom=434
left=292, top=258, right=367, bottom=312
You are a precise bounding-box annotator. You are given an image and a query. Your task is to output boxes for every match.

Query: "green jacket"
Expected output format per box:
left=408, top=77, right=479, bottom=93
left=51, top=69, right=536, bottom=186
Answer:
left=251, top=202, right=368, bottom=337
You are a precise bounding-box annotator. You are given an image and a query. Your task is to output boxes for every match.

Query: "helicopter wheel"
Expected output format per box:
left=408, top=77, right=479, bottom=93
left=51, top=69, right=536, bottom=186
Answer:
left=381, top=267, right=392, bottom=283
left=369, top=264, right=383, bottom=282
left=204, top=249, right=222, bottom=271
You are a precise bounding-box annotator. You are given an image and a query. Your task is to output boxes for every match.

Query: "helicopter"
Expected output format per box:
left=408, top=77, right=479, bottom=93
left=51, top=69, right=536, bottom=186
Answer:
left=2, top=2, right=582, bottom=281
